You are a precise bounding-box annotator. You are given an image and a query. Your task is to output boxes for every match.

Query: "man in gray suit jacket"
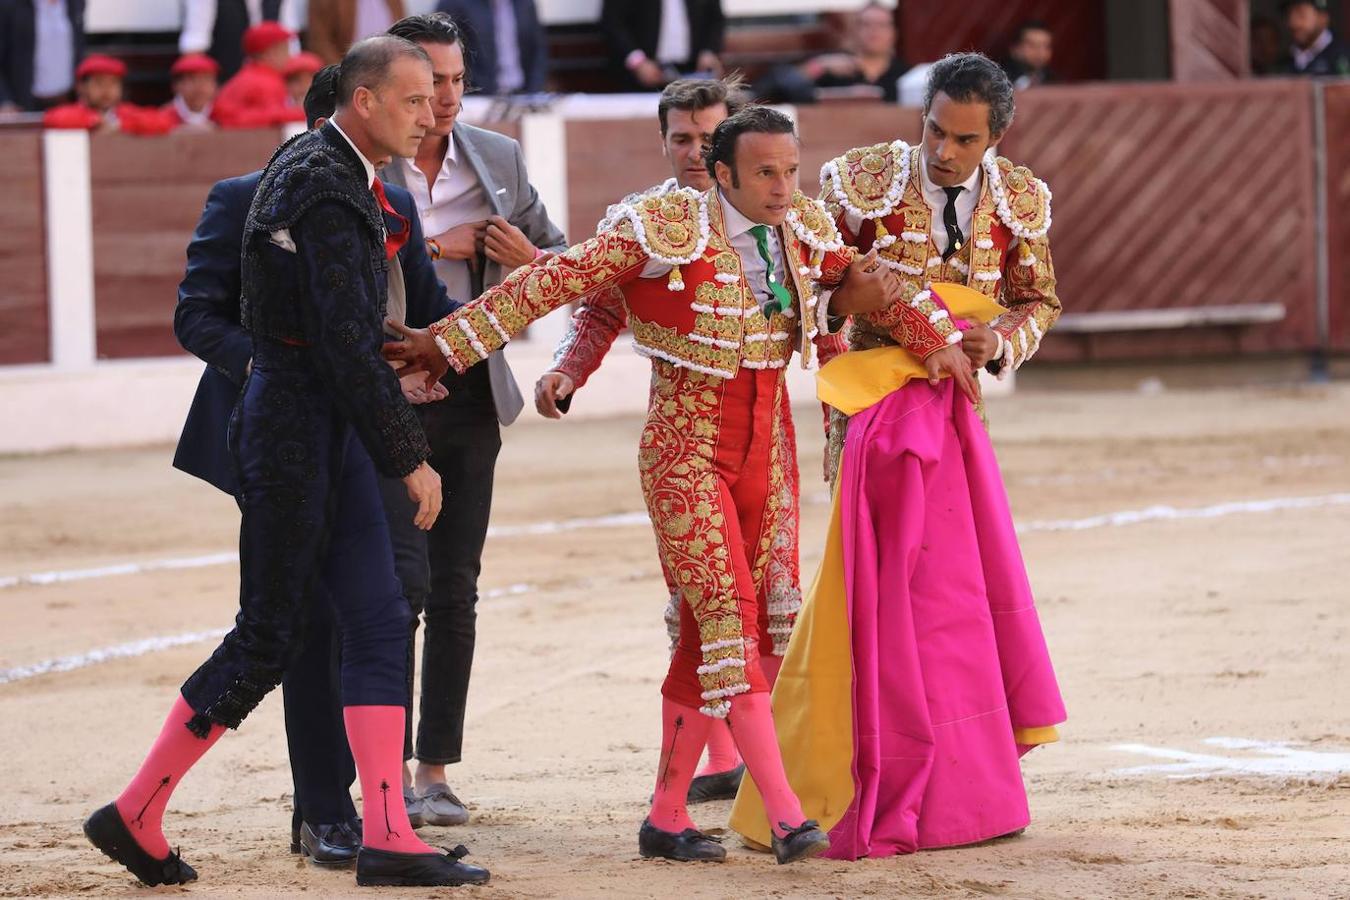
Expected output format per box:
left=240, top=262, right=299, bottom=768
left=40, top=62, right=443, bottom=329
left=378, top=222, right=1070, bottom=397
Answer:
left=383, top=12, right=567, bottom=828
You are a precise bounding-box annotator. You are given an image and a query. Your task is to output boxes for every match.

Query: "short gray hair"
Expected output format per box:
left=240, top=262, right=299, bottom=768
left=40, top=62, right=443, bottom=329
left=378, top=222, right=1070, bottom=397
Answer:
left=336, top=35, right=431, bottom=106
left=923, top=52, right=1015, bottom=138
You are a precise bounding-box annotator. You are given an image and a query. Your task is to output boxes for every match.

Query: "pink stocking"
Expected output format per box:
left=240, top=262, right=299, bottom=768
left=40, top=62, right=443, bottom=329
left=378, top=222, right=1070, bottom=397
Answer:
left=648, top=697, right=712, bottom=832
left=697, top=720, right=741, bottom=777
left=727, top=691, right=805, bottom=838
left=758, top=653, right=783, bottom=687
left=114, top=695, right=227, bottom=859
left=343, top=705, right=436, bottom=854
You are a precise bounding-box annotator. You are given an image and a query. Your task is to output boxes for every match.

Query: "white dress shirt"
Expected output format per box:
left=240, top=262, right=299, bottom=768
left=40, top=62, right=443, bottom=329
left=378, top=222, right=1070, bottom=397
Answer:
left=640, top=192, right=787, bottom=310
left=917, top=149, right=982, bottom=255
left=397, top=136, right=494, bottom=306
left=492, top=0, right=526, bottom=93
left=655, top=0, right=692, bottom=65
left=31, top=0, right=74, bottom=98
left=353, top=0, right=395, bottom=44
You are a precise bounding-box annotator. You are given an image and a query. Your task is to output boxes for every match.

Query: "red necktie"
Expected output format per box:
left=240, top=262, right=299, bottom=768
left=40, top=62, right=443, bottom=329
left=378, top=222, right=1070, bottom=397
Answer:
left=370, top=178, right=409, bottom=260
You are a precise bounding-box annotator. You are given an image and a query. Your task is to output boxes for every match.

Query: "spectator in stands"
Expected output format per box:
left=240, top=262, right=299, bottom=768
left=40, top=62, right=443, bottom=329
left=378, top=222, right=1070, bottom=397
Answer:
left=282, top=50, right=324, bottom=106
left=1250, top=15, right=1284, bottom=75
left=601, top=0, right=725, bottom=90
left=164, top=54, right=220, bottom=129
left=753, top=2, right=906, bottom=104
left=437, top=0, right=548, bottom=94
left=1001, top=19, right=1055, bottom=89
left=1281, top=0, right=1350, bottom=76
left=213, top=21, right=306, bottom=128
left=43, top=54, right=174, bottom=135
left=307, top=0, right=406, bottom=65
left=179, top=0, right=304, bottom=81
left=0, top=0, right=86, bottom=114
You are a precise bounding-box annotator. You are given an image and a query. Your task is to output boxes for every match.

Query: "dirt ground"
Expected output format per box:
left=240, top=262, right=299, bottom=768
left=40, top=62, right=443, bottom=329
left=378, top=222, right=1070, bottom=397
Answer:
left=2, top=378, right=1348, bottom=899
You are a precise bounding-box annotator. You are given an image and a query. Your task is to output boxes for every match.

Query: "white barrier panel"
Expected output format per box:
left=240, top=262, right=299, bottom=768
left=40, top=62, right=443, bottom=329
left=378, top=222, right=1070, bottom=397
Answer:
left=42, top=130, right=97, bottom=372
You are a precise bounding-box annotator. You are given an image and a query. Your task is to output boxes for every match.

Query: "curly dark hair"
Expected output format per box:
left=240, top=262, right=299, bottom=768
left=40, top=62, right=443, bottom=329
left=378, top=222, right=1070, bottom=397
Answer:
left=386, top=12, right=463, bottom=47
left=924, top=52, right=1016, bottom=137
left=703, top=105, right=796, bottom=187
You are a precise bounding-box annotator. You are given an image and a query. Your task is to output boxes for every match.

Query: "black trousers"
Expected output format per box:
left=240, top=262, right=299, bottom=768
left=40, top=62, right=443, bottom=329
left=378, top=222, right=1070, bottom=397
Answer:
left=181, top=361, right=410, bottom=736
left=387, top=391, right=501, bottom=766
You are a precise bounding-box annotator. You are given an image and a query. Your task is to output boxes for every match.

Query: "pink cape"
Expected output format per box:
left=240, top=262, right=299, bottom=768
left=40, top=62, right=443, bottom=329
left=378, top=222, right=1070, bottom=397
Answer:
left=828, top=378, right=1066, bottom=858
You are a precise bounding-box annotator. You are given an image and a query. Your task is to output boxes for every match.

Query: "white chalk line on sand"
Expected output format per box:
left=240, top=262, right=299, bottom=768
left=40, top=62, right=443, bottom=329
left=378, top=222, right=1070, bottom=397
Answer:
left=1109, top=738, right=1350, bottom=780
left=5, top=492, right=1348, bottom=594
left=0, top=583, right=534, bottom=687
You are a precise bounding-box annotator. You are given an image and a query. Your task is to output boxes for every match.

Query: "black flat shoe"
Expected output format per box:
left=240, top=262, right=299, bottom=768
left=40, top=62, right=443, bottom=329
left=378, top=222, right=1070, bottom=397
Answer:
left=637, top=819, right=726, bottom=862
left=771, top=819, right=830, bottom=865
left=298, top=820, right=360, bottom=866
left=686, top=764, right=746, bottom=804
left=83, top=803, right=198, bottom=887
left=355, top=844, right=490, bottom=887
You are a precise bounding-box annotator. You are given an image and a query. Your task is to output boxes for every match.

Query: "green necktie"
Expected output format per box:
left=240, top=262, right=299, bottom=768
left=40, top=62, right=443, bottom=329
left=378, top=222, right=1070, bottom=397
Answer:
left=750, top=224, right=793, bottom=317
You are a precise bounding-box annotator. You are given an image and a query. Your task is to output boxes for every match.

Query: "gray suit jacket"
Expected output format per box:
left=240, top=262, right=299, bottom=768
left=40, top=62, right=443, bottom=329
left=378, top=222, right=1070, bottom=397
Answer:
left=383, top=122, right=567, bottom=426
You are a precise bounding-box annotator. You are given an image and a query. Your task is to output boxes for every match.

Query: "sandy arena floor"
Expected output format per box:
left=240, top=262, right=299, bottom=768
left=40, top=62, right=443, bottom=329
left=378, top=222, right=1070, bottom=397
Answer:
left=1, top=380, right=1348, bottom=899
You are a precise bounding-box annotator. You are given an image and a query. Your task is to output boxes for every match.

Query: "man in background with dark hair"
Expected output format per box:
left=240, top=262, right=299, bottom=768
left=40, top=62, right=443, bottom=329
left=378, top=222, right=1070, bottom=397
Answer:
left=437, top=0, right=549, bottom=94
left=386, top=104, right=902, bottom=866
left=731, top=51, right=1065, bottom=860
left=1000, top=19, right=1054, bottom=89
left=381, top=11, right=567, bottom=831
left=1281, top=0, right=1350, bottom=76
left=170, top=61, right=456, bottom=870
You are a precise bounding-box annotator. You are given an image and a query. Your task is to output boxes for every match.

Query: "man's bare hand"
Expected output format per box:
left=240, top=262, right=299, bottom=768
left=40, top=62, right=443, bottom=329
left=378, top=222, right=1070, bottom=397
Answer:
left=484, top=216, right=537, bottom=270
left=399, top=370, right=448, bottom=404
left=432, top=220, right=488, bottom=267
left=402, top=461, right=442, bottom=530
left=924, top=343, right=979, bottom=402
left=534, top=371, right=575, bottom=419
left=829, top=250, right=900, bottom=316
left=382, top=318, right=450, bottom=389
left=633, top=58, right=667, bottom=87
left=697, top=50, right=724, bottom=77
left=960, top=324, right=1000, bottom=368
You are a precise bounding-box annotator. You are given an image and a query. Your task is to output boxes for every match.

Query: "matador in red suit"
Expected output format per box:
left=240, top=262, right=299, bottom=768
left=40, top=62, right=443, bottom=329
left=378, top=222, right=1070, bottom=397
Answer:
left=389, top=108, right=958, bottom=866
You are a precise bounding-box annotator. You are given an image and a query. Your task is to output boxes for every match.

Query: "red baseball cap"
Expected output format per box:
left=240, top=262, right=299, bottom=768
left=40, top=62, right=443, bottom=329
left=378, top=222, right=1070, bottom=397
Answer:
left=170, top=53, right=220, bottom=78
left=282, top=51, right=324, bottom=78
left=75, top=54, right=128, bottom=81
left=242, top=21, right=295, bottom=57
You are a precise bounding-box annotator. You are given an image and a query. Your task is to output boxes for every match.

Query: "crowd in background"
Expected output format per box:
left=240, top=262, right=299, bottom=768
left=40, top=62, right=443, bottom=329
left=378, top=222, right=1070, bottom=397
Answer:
left=0, top=0, right=1346, bottom=134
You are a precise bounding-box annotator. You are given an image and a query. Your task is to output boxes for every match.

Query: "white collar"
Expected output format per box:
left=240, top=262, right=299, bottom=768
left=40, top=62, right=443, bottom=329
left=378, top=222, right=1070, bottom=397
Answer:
left=330, top=117, right=377, bottom=189
left=718, top=190, right=765, bottom=239
left=1294, top=29, right=1334, bottom=67
left=399, top=133, right=457, bottom=181
left=173, top=95, right=212, bottom=126
left=918, top=148, right=982, bottom=204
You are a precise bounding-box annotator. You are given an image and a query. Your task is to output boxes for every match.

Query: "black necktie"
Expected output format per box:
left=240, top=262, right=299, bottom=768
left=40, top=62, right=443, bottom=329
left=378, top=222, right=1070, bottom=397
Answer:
left=941, top=185, right=965, bottom=261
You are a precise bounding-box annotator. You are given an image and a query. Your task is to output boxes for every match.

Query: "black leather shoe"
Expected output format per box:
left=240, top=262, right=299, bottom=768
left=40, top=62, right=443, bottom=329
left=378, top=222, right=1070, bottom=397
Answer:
left=686, top=764, right=746, bottom=803
left=637, top=819, right=726, bottom=862
left=355, top=844, right=490, bottom=887
left=83, top=803, right=198, bottom=887
left=771, top=819, right=830, bottom=864
left=297, top=821, right=359, bottom=866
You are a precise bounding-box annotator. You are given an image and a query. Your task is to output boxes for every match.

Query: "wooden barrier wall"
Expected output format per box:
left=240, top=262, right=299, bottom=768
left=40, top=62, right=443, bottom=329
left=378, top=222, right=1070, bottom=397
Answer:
left=90, top=129, right=283, bottom=358
left=1325, top=83, right=1350, bottom=351
left=0, top=132, right=49, bottom=365
left=1003, top=79, right=1319, bottom=361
